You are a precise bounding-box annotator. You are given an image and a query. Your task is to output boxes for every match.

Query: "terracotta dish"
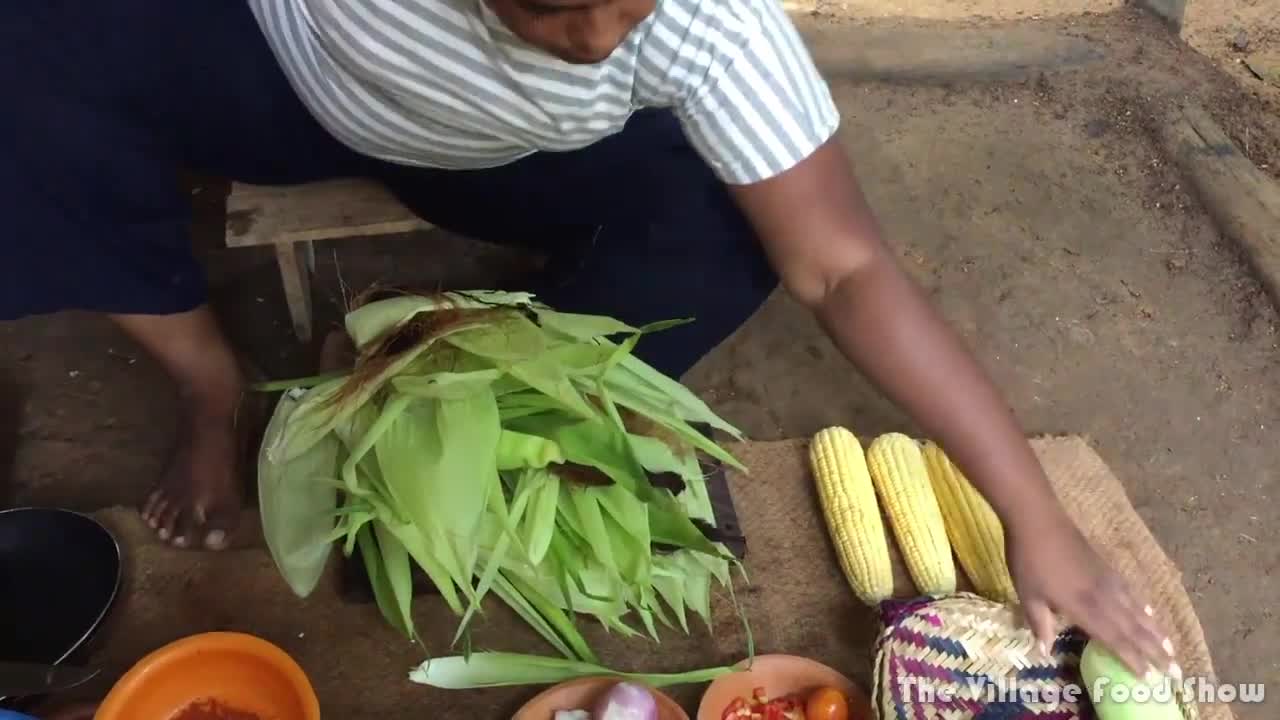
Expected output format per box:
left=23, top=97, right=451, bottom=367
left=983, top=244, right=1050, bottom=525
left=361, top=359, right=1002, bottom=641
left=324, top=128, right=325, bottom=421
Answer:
left=696, top=655, right=872, bottom=720
left=94, top=632, right=320, bottom=720
left=514, top=677, right=689, bottom=720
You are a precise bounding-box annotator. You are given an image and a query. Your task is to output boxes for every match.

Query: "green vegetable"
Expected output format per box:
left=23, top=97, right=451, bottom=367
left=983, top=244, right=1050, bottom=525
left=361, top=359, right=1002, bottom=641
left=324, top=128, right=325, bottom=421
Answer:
left=1080, top=640, right=1185, bottom=720
left=256, top=290, right=751, bottom=664
left=408, top=651, right=733, bottom=689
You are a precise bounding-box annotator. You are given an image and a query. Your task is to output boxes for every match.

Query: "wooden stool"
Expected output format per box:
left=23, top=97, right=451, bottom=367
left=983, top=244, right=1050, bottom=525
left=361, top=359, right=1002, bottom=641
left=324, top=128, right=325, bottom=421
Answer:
left=224, top=178, right=431, bottom=342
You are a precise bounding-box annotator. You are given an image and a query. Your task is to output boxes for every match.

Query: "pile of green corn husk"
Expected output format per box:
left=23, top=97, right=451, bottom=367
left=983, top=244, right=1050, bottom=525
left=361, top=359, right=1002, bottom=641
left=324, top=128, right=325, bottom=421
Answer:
left=256, top=290, right=751, bottom=671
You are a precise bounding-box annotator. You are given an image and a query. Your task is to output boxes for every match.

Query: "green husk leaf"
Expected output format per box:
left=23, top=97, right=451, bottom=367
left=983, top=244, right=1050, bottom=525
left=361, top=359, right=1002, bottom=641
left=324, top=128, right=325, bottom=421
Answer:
left=391, top=369, right=502, bottom=400
left=647, top=489, right=722, bottom=556
left=443, top=313, right=549, bottom=363
left=375, top=389, right=502, bottom=591
left=532, top=310, right=638, bottom=341
left=258, top=292, right=756, bottom=664
left=651, top=566, right=690, bottom=634
left=490, top=574, right=578, bottom=660
left=258, top=389, right=340, bottom=598
left=409, top=651, right=732, bottom=689
left=501, top=571, right=597, bottom=663
left=564, top=487, right=617, bottom=575
left=453, top=489, right=524, bottom=647
left=372, top=521, right=419, bottom=642
left=614, top=352, right=743, bottom=439
left=356, top=525, right=410, bottom=637
left=505, top=355, right=601, bottom=420
left=384, top=520, right=465, bottom=615
left=495, top=430, right=565, bottom=470
left=519, top=469, right=560, bottom=565
left=343, top=291, right=536, bottom=348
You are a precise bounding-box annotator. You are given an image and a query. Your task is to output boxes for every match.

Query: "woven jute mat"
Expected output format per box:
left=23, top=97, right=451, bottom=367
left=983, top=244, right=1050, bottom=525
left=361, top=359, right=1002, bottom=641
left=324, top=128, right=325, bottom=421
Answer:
left=65, top=435, right=1229, bottom=719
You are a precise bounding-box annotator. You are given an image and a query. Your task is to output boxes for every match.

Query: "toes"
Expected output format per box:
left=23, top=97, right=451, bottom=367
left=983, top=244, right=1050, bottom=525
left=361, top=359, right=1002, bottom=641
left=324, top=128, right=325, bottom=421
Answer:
left=142, top=489, right=165, bottom=526
left=149, top=497, right=172, bottom=532
left=156, top=502, right=183, bottom=542
left=204, top=529, right=230, bottom=551
left=201, top=506, right=240, bottom=551
left=171, top=506, right=202, bottom=549
left=170, top=502, right=237, bottom=551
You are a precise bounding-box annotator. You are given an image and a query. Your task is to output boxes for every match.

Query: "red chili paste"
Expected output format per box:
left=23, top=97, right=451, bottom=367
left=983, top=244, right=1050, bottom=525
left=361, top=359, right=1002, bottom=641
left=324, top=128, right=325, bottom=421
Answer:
left=170, top=698, right=264, bottom=720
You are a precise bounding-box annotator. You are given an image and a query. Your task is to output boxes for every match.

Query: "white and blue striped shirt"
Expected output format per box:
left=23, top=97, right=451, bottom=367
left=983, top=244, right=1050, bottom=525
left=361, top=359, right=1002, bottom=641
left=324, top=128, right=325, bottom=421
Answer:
left=248, top=0, right=839, bottom=184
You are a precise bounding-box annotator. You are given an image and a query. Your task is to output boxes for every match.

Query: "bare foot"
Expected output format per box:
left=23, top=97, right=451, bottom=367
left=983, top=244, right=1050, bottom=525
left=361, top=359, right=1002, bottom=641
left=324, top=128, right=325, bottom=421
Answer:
left=140, top=401, right=242, bottom=551
left=110, top=306, right=250, bottom=552
left=320, top=329, right=357, bottom=372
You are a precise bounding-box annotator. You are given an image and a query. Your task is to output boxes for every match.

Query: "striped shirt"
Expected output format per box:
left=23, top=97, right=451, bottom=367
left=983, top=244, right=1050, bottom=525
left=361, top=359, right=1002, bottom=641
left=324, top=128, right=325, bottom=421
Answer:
left=247, top=0, right=839, bottom=184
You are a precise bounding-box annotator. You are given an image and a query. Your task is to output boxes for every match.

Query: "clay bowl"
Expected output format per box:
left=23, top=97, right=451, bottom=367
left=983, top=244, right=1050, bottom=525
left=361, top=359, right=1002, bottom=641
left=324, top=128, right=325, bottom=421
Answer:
left=94, top=632, right=320, bottom=720
left=697, top=655, right=872, bottom=720
left=514, top=677, right=689, bottom=720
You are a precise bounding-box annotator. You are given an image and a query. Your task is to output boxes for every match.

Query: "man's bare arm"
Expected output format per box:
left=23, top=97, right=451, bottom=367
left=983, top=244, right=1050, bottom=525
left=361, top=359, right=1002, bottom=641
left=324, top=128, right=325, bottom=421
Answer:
left=727, top=139, right=1177, bottom=678
left=729, top=140, right=1053, bottom=528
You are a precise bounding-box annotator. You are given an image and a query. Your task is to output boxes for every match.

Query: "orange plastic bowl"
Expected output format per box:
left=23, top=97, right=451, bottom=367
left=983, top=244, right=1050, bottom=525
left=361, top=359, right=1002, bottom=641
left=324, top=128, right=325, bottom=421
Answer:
left=95, top=632, right=320, bottom=720
left=697, top=655, right=872, bottom=720
left=514, top=677, right=689, bottom=720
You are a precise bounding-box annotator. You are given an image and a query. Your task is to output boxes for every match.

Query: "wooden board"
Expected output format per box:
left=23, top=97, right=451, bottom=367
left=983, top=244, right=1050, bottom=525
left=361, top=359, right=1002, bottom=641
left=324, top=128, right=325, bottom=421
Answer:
left=1157, top=103, right=1280, bottom=310
left=339, top=455, right=747, bottom=604
left=224, top=178, right=431, bottom=248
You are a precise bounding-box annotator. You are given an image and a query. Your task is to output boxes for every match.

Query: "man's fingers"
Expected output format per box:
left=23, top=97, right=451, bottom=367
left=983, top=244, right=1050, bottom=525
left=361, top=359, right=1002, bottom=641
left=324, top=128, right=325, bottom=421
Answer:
left=1112, top=588, right=1177, bottom=678
left=1022, top=598, right=1059, bottom=656
left=1081, top=586, right=1171, bottom=681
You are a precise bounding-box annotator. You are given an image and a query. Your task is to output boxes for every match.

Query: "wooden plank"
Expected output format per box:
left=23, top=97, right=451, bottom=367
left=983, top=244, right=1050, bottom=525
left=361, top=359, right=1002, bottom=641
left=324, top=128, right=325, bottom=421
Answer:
left=275, top=242, right=314, bottom=342
left=1137, top=0, right=1186, bottom=30
left=1157, top=103, right=1280, bottom=310
left=225, top=178, right=431, bottom=248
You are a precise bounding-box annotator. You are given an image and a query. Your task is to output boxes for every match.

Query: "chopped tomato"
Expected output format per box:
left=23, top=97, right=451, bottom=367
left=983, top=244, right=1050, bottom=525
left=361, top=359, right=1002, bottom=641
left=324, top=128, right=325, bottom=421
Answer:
left=724, top=688, right=810, bottom=720
left=721, top=697, right=748, bottom=720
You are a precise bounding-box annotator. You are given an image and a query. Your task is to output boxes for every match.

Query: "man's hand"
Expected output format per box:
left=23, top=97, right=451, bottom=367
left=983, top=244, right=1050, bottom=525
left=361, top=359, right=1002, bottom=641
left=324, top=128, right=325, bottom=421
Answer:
left=1008, top=513, right=1178, bottom=681
left=727, top=138, right=1177, bottom=677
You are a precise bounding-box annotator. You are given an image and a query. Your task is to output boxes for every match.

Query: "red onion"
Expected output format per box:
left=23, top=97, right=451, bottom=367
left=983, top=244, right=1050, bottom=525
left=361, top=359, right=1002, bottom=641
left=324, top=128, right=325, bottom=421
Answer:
left=593, top=681, right=659, bottom=720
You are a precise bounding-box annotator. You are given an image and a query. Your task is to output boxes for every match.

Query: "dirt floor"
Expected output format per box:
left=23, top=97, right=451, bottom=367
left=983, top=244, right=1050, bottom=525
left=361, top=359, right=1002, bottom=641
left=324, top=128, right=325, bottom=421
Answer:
left=1183, top=0, right=1280, bottom=106
left=3, top=4, right=1279, bottom=719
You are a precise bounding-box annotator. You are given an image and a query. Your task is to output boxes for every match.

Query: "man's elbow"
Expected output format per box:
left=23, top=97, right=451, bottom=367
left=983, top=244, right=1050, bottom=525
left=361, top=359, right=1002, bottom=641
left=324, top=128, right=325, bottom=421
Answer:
left=776, top=241, right=879, bottom=311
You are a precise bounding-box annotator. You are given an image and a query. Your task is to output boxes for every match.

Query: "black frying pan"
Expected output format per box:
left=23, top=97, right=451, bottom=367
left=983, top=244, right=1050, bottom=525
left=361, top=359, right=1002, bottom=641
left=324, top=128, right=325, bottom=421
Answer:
left=0, top=508, right=121, bottom=706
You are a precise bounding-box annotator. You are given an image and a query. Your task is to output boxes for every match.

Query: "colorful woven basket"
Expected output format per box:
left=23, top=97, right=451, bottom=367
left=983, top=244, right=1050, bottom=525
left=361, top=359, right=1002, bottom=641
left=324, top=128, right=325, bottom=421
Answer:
left=870, top=593, right=1198, bottom=720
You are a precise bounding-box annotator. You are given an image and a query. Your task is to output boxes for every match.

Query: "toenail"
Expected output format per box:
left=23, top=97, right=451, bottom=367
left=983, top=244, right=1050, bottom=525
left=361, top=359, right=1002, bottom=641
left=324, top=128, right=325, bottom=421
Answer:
left=158, top=528, right=170, bottom=540
left=173, top=536, right=188, bottom=548
left=205, top=530, right=227, bottom=548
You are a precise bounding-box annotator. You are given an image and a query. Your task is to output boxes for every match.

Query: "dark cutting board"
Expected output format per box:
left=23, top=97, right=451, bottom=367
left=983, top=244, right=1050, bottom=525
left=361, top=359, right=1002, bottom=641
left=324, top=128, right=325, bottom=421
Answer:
left=338, top=452, right=746, bottom=603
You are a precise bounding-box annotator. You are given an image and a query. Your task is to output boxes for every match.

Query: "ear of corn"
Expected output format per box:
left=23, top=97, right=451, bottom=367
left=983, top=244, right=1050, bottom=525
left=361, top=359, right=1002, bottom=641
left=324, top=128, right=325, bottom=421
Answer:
left=809, top=427, right=894, bottom=605
left=922, top=441, right=1019, bottom=604
left=866, top=432, right=956, bottom=597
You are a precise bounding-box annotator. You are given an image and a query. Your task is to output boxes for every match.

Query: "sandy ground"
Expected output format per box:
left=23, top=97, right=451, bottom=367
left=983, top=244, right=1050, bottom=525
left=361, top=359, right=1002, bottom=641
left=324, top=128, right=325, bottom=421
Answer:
left=792, top=0, right=1120, bottom=19
left=792, top=0, right=1280, bottom=107
left=1183, top=0, right=1280, bottom=104
left=3, top=5, right=1278, bottom=720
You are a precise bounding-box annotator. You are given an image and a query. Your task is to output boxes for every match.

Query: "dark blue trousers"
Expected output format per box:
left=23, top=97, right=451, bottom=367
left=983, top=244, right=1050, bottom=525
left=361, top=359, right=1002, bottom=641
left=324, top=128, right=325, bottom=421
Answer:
left=0, top=0, right=776, bottom=377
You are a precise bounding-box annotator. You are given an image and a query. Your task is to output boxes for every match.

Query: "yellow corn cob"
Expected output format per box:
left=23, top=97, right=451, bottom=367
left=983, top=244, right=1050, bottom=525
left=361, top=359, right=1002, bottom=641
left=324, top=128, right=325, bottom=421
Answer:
left=865, top=432, right=956, bottom=596
left=808, top=427, right=894, bottom=605
left=922, top=441, right=1019, bottom=603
